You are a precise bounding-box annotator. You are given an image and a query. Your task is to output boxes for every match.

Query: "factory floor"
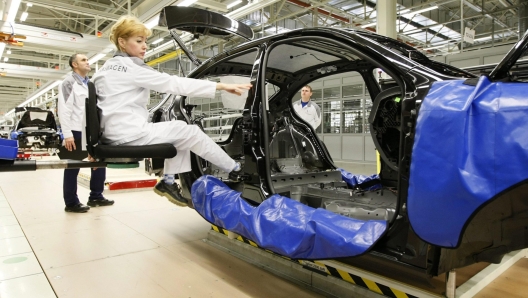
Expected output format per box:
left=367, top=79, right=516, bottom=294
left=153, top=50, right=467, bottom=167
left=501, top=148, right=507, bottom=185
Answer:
left=0, top=158, right=526, bottom=297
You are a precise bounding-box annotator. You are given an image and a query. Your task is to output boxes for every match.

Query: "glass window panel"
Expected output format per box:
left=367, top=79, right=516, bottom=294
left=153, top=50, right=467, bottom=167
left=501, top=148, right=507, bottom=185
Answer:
left=342, top=84, right=363, bottom=97
left=364, top=99, right=373, bottom=134
left=312, top=89, right=322, bottom=101
left=323, top=86, right=340, bottom=99
left=323, top=101, right=342, bottom=111
left=322, top=100, right=341, bottom=133
left=342, top=99, right=363, bottom=133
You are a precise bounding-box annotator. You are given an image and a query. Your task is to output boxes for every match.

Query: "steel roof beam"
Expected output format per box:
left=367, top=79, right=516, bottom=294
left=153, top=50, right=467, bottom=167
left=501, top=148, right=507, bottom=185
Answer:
left=23, top=0, right=122, bottom=21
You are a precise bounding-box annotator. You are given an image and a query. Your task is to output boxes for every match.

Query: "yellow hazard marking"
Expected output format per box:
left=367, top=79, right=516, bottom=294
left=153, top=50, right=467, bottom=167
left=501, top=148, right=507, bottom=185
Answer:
left=212, top=226, right=220, bottom=233
left=248, top=240, right=258, bottom=247
left=363, top=278, right=383, bottom=295
left=336, top=268, right=355, bottom=284
left=391, top=288, right=409, bottom=298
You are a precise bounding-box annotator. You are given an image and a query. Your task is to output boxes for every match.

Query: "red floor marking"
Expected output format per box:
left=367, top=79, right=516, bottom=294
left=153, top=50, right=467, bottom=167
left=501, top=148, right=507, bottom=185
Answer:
left=107, top=179, right=157, bottom=190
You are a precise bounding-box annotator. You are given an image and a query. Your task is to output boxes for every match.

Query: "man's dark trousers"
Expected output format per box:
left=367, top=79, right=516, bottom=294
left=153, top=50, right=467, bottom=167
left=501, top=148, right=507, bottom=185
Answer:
left=63, top=130, right=106, bottom=207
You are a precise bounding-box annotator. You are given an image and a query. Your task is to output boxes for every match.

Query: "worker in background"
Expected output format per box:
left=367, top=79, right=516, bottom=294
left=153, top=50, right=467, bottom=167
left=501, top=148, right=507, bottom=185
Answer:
left=292, top=85, right=321, bottom=129
left=58, top=53, right=114, bottom=213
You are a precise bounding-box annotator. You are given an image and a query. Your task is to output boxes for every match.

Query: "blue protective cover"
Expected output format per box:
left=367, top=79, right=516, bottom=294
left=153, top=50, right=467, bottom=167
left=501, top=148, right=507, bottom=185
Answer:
left=192, top=175, right=387, bottom=259
left=338, top=168, right=381, bottom=190
left=0, top=138, right=18, bottom=160
left=408, top=76, right=528, bottom=247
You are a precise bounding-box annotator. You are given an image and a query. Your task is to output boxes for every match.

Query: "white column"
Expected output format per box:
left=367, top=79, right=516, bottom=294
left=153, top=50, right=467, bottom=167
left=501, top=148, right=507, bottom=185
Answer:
left=376, top=0, right=397, bottom=39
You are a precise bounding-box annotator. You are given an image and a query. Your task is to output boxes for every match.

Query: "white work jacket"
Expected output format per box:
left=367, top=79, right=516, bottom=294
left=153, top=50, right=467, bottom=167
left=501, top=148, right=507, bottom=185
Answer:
left=292, top=99, right=321, bottom=129
left=57, top=72, right=89, bottom=139
left=92, top=52, right=216, bottom=145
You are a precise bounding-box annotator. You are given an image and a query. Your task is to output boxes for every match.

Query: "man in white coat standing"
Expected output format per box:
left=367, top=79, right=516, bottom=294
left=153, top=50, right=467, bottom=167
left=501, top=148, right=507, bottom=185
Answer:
left=292, top=85, right=321, bottom=129
left=58, top=54, right=114, bottom=213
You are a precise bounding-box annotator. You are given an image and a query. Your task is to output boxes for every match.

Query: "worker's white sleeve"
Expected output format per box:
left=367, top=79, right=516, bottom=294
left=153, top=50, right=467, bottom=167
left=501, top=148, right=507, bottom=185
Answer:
left=57, top=81, right=75, bottom=139
left=314, top=111, right=322, bottom=129
left=132, top=65, right=217, bottom=99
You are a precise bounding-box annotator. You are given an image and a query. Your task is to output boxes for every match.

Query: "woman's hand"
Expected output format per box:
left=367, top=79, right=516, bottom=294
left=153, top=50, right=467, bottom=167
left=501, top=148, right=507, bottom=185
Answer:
left=216, top=83, right=252, bottom=96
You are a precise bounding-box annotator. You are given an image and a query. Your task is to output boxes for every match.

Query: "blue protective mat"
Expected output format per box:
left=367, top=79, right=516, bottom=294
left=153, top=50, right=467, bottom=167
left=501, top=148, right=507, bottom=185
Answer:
left=192, top=175, right=387, bottom=259
left=408, top=76, right=528, bottom=247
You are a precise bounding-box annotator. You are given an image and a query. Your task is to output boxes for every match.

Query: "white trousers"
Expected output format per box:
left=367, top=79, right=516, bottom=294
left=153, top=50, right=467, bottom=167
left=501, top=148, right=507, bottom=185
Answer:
left=122, top=120, right=236, bottom=174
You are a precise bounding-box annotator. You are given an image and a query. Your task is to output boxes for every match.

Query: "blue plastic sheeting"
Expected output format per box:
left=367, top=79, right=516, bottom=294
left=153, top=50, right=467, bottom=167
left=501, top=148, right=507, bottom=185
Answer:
left=192, top=175, right=387, bottom=259
left=408, top=76, right=528, bottom=247
left=338, top=168, right=381, bottom=190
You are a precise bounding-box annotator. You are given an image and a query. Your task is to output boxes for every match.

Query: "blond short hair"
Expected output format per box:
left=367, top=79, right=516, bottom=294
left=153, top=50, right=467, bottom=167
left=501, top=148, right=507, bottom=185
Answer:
left=110, top=15, right=152, bottom=51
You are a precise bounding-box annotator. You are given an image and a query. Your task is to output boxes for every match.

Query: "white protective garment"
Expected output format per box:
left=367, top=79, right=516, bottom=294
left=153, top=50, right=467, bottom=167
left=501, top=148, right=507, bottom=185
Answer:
left=292, top=99, right=321, bottom=129
left=57, top=72, right=88, bottom=139
left=92, top=52, right=236, bottom=174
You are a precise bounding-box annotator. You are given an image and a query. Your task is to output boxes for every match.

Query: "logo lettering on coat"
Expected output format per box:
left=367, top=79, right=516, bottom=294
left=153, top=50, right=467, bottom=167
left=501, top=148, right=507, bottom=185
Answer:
left=99, top=64, right=128, bottom=72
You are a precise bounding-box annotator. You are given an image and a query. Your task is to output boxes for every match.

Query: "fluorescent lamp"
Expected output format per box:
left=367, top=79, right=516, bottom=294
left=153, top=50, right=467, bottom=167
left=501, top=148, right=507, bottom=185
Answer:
left=3, top=57, right=7, bottom=62
left=102, top=46, right=114, bottom=53
left=144, top=14, right=160, bottom=29
left=361, top=22, right=376, bottom=28
left=423, top=45, right=446, bottom=51
left=155, top=41, right=173, bottom=50
left=6, top=50, right=10, bottom=54
left=19, top=80, right=62, bottom=107
left=6, top=0, right=21, bottom=23
left=404, top=28, right=423, bottom=34
left=177, top=0, right=198, bottom=7
left=406, top=6, right=438, bottom=16
left=0, top=43, right=5, bottom=59
left=151, top=38, right=164, bottom=45
left=27, top=2, right=32, bottom=6
left=474, top=36, right=492, bottom=42
left=88, top=53, right=106, bottom=64
left=227, top=0, right=242, bottom=9
left=397, top=9, right=410, bottom=15
left=20, top=11, right=28, bottom=21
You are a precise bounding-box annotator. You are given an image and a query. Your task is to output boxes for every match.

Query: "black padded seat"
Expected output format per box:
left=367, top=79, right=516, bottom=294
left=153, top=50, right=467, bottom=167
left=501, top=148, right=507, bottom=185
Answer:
left=85, top=82, right=176, bottom=162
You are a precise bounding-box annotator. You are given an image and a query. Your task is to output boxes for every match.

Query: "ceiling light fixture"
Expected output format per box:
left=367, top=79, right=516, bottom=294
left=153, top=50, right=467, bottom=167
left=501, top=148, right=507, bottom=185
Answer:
left=18, top=80, right=62, bottom=107
left=227, top=0, right=242, bottom=9
left=361, top=22, right=376, bottom=28
left=151, top=38, right=164, bottom=45
left=177, top=0, right=198, bottom=7
left=405, top=6, right=438, bottom=16
left=6, top=50, right=10, bottom=54
left=0, top=0, right=21, bottom=59
left=3, top=57, right=7, bottom=62
left=423, top=44, right=447, bottom=51
left=474, top=36, right=492, bottom=42
left=144, top=14, right=160, bottom=29
left=20, top=11, right=28, bottom=21
left=6, top=0, right=21, bottom=23
left=88, top=53, right=106, bottom=65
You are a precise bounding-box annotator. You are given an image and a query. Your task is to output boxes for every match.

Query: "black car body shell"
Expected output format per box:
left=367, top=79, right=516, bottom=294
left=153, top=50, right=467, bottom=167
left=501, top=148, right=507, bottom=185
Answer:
left=151, top=18, right=528, bottom=287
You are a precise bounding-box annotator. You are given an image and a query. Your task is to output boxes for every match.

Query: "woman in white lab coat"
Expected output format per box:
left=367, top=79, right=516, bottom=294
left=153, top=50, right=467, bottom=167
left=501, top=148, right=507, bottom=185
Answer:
left=93, top=15, right=251, bottom=207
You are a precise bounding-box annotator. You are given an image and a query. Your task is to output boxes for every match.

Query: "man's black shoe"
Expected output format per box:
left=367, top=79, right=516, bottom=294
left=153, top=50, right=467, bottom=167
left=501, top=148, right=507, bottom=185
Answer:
left=153, top=181, right=188, bottom=207
left=65, top=203, right=90, bottom=213
left=87, top=198, right=115, bottom=207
